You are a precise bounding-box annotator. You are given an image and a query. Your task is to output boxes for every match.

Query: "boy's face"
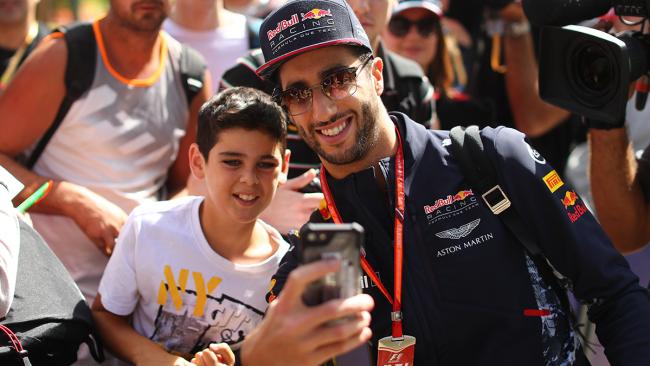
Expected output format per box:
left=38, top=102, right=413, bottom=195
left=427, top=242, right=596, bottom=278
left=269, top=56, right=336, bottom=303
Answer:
left=190, top=128, right=288, bottom=224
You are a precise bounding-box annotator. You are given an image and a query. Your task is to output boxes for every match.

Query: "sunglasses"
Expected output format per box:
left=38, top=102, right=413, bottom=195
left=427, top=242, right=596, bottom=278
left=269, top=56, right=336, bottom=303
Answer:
left=275, top=56, right=373, bottom=116
left=388, top=16, right=438, bottom=38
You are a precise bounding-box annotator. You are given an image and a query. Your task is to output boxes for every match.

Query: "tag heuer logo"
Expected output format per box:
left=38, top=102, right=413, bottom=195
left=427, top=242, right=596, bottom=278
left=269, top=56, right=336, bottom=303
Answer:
left=435, top=218, right=481, bottom=240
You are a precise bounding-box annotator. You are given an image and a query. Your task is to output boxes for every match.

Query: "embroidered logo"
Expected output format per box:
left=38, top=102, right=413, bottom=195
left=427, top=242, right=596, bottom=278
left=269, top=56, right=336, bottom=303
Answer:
left=301, top=8, right=332, bottom=21
left=560, top=190, right=587, bottom=223
left=435, top=218, right=481, bottom=240
left=543, top=170, right=564, bottom=193
left=526, top=142, right=546, bottom=164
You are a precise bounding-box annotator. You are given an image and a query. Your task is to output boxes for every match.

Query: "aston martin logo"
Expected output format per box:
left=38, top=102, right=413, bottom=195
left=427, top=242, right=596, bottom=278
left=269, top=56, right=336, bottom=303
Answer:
left=435, top=219, right=481, bottom=240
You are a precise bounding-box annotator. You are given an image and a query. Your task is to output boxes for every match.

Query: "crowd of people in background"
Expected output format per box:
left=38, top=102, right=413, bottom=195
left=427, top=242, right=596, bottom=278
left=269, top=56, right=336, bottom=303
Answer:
left=1, top=0, right=650, bottom=365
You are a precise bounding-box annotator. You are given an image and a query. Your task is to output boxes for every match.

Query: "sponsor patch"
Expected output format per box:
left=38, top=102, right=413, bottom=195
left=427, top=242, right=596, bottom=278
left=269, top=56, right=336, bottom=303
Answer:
left=424, top=189, right=479, bottom=225
left=526, top=142, right=546, bottom=164
left=560, top=190, right=587, bottom=223
left=435, top=232, right=495, bottom=258
left=543, top=170, right=564, bottom=193
left=435, top=219, right=481, bottom=240
left=301, top=8, right=332, bottom=21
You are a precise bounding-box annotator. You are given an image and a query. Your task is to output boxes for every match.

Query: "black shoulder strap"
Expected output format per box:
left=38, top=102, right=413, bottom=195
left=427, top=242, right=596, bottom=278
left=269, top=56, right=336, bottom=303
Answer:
left=25, top=23, right=96, bottom=169
left=179, top=44, right=206, bottom=106
left=449, top=126, right=572, bottom=311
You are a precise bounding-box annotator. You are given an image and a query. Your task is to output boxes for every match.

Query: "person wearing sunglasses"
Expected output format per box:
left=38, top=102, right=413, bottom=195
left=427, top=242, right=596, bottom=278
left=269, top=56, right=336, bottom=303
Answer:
left=238, top=0, right=650, bottom=365
left=382, top=0, right=496, bottom=130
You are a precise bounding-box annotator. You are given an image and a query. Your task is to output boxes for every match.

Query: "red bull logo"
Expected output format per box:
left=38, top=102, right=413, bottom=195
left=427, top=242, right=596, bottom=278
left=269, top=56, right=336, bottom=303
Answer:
left=301, top=8, right=333, bottom=21
left=561, top=191, right=578, bottom=209
left=319, top=199, right=331, bottom=220
left=267, top=14, right=300, bottom=41
left=560, top=190, right=587, bottom=223
left=424, top=190, right=474, bottom=214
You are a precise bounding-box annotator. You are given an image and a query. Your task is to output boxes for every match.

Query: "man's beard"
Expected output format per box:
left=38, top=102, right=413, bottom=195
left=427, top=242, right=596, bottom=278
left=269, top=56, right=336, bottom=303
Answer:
left=296, top=101, right=379, bottom=166
left=114, top=0, right=167, bottom=33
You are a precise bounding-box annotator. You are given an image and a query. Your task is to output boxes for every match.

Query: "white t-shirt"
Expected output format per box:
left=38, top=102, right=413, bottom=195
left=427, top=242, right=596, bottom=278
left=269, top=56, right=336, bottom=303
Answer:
left=98, top=196, right=289, bottom=359
left=163, top=15, right=249, bottom=92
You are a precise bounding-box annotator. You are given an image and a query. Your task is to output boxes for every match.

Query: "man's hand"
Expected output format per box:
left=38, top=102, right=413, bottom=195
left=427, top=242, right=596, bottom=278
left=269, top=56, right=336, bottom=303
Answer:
left=239, top=260, right=374, bottom=366
left=191, top=343, right=235, bottom=366
left=261, top=169, right=324, bottom=233
left=58, top=181, right=128, bottom=256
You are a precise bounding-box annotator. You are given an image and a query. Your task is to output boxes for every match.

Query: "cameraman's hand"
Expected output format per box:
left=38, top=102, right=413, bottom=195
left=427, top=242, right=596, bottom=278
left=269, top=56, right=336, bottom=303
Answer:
left=239, top=260, right=374, bottom=366
left=260, top=169, right=324, bottom=234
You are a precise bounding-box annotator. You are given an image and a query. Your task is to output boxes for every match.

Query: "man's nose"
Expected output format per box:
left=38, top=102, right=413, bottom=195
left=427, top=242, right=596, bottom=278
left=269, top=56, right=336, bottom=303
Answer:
left=310, top=88, right=338, bottom=122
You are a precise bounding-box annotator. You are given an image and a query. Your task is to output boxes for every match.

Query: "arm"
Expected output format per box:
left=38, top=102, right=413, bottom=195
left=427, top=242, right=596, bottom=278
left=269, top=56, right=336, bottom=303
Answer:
left=501, top=4, right=570, bottom=137
left=0, top=36, right=127, bottom=255
left=589, top=128, right=650, bottom=252
left=167, top=70, right=213, bottom=198
left=92, top=294, right=194, bottom=366
left=240, top=260, right=374, bottom=366
left=485, top=126, right=650, bottom=365
left=0, top=184, right=19, bottom=317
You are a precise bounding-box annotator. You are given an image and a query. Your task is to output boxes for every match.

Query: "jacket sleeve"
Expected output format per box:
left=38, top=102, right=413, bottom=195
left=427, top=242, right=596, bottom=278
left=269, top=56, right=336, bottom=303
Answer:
left=483, top=126, right=650, bottom=365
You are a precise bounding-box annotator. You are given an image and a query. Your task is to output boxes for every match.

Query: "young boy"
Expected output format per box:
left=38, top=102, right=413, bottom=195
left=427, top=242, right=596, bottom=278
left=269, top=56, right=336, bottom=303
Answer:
left=92, top=87, right=291, bottom=366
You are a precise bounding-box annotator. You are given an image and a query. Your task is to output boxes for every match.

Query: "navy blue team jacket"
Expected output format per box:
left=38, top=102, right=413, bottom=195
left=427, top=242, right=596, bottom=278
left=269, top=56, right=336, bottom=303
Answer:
left=268, top=113, right=650, bottom=365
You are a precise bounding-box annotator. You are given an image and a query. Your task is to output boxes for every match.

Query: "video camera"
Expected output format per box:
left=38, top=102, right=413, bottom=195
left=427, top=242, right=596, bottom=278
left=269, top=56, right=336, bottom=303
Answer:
left=523, top=0, right=650, bottom=127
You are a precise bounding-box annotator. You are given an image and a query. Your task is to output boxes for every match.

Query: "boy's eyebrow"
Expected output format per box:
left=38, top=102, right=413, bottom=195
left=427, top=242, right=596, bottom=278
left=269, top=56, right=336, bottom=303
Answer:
left=218, top=152, right=280, bottom=160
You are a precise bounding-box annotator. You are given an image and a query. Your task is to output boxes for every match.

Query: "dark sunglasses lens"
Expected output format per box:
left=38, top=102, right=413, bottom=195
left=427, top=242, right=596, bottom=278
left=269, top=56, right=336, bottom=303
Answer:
left=416, top=19, right=436, bottom=37
left=388, top=17, right=410, bottom=37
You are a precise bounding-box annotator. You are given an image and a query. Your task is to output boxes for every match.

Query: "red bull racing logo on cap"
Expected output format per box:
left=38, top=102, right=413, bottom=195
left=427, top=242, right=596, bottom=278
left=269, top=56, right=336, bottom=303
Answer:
left=560, top=190, right=587, bottom=223
left=267, top=14, right=300, bottom=41
left=301, top=8, right=333, bottom=21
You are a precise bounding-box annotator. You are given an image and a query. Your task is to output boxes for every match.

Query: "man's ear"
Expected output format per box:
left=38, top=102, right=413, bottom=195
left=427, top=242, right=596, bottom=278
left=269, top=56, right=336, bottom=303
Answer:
left=189, top=143, right=207, bottom=180
left=371, top=57, right=385, bottom=96
left=279, top=149, right=291, bottom=184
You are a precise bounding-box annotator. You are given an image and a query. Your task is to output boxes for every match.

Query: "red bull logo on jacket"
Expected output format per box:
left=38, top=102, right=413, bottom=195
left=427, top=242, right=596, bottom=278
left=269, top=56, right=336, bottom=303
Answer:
left=301, top=8, right=333, bottom=21
left=424, top=190, right=474, bottom=214
left=560, top=190, right=587, bottom=223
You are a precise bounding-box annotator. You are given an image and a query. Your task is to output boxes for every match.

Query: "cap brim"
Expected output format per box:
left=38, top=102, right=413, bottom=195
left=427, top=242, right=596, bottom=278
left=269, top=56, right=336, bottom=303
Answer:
left=256, top=38, right=370, bottom=80
left=393, top=1, right=443, bottom=17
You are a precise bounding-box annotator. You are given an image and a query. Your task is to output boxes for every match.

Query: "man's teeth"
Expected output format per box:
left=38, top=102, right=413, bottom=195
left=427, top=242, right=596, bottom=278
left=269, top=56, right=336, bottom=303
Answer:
left=238, top=194, right=256, bottom=201
left=320, top=121, right=347, bottom=136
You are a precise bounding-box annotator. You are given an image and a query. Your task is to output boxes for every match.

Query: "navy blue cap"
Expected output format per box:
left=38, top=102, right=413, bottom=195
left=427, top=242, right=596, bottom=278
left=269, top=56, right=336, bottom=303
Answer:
left=257, top=0, right=372, bottom=80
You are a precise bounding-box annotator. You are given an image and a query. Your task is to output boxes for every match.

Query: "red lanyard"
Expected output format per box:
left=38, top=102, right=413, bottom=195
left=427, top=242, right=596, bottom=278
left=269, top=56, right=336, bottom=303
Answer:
left=320, top=127, right=405, bottom=339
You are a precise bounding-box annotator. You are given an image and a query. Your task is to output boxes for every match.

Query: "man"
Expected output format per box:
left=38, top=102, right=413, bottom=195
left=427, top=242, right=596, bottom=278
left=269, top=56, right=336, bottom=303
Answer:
left=248, top=0, right=650, bottom=364
left=0, top=0, right=211, bottom=305
left=0, top=0, right=48, bottom=92
left=164, top=0, right=258, bottom=91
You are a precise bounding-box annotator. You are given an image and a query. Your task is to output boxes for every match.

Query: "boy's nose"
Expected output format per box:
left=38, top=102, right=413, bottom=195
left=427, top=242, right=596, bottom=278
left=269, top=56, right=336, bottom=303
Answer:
left=240, top=169, right=260, bottom=185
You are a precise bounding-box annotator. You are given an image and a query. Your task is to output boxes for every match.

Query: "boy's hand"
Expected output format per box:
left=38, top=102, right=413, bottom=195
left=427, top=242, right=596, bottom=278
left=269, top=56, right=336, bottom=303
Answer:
left=261, top=169, right=324, bottom=233
left=191, top=343, right=235, bottom=366
left=239, top=260, right=374, bottom=366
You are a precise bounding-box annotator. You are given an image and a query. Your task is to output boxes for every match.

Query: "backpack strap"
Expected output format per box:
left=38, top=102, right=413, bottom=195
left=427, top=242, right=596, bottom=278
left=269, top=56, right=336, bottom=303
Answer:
left=25, top=23, right=96, bottom=169
left=179, top=44, right=206, bottom=106
left=449, top=125, right=573, bottom=313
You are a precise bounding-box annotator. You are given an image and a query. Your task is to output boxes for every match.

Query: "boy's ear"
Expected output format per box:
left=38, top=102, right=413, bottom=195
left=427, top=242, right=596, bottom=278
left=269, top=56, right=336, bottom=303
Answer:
left=189, top=143, right=207, bottom=180
left=279, top=149, right=291, bottom=184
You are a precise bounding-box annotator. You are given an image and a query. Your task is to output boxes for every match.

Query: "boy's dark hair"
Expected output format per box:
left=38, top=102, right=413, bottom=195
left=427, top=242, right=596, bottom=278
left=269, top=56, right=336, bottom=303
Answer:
left=197, top=87, right=288, bottom=160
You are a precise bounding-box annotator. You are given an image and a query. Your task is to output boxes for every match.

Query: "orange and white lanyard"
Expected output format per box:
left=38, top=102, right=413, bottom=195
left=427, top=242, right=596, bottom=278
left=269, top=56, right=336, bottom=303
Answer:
left=320, top=127, right=406, bottom=339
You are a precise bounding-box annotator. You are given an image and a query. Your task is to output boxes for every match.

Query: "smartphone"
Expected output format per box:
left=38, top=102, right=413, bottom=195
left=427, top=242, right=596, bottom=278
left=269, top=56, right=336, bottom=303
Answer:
left=300, top=222, right=364, bottom=307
